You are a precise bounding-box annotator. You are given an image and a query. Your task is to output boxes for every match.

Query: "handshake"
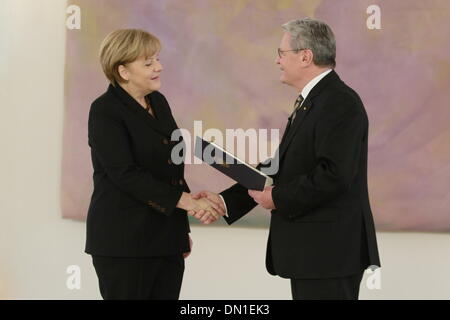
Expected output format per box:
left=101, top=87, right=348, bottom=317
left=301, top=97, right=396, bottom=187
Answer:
left=177, top=186, right=276, bottom=225
left=177, top=191, right=226, bottom=225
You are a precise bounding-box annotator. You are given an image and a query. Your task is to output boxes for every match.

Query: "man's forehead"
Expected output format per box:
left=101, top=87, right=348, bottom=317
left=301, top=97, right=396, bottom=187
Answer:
left=280, top=32, right=292, bottom=46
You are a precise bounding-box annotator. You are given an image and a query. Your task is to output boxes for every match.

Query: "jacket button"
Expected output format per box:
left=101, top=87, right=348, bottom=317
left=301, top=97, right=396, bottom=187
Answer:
left=162, top=138, right=169, bottom=145
left=179, top=179, right=184, bottom=186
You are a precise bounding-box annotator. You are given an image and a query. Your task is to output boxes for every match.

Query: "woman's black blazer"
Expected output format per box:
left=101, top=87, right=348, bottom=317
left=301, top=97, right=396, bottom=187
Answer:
left=85, top=84, right=190, bottom=257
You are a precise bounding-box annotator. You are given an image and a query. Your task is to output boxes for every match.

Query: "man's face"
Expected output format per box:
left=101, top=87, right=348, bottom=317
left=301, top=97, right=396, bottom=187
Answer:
left=275, top=32, right=301, bottom=87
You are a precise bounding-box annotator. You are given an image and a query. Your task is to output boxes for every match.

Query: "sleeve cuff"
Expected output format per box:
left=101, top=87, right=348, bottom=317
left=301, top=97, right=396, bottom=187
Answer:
left=219, top=195, right=229, bottom=218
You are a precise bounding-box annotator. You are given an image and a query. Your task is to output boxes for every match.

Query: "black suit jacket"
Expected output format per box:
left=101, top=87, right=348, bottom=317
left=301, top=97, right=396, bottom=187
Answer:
left=221, top=70, right=381, bottom=279
left=85, top=84, right=190, bottom=257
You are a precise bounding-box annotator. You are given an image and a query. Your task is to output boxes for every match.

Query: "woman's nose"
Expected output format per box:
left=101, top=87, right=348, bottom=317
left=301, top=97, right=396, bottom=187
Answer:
left=155, top=61, right=163, bottom=72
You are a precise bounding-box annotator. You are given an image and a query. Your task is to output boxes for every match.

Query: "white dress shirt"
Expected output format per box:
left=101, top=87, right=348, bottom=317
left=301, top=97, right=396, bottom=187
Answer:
left=298, top=68, right=332, bottom=105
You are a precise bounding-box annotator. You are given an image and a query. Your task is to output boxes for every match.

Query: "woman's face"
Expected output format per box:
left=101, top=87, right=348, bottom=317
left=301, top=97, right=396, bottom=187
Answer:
left=120, top=52, right=163, bottom=94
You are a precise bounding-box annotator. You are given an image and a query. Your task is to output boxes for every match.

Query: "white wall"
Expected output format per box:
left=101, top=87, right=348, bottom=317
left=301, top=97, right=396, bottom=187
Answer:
left=1, top=0, right=449, bottom=300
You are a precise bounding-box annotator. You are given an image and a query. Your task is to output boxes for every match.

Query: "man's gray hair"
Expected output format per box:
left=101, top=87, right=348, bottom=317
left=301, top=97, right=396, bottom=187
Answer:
left=282, top=18, right=336, bottom=68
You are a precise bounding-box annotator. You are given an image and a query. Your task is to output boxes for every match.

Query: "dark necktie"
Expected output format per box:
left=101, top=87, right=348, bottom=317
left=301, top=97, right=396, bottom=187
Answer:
left=280, top=94, right=304, bottom=144
left=290, top=94, right=304, bottom=124
left=286, top=94, right=304, bottom=131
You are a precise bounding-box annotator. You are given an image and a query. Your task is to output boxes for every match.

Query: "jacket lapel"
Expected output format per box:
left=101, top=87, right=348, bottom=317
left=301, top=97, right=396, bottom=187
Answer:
left=277, top=70, right=340, bottom=163
left=109, top=84, right=173, bottom=137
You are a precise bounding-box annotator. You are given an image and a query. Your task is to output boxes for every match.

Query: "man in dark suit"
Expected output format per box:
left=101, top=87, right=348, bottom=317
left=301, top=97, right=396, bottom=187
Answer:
left=193, top=18, right=381, bottom=300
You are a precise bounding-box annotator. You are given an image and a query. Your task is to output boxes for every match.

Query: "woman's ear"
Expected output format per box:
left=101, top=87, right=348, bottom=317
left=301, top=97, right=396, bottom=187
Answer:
left=118, top=64, right=129, bottom=82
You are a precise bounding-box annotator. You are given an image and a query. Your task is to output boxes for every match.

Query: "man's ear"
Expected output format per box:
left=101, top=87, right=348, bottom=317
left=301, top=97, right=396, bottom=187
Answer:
left=300, top=49, right=314, bottom=66
left=118, top=64, right=129, bottom=82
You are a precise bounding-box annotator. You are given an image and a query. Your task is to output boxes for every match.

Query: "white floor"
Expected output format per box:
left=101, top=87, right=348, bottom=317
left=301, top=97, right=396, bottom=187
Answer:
left=180, top=226, right=450, bottom=300
left=3, top=220, right=449, bottom=300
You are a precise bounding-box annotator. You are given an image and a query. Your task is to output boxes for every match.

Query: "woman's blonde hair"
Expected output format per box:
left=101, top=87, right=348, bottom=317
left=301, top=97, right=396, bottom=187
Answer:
left=99, top=29, right=161, bottom=85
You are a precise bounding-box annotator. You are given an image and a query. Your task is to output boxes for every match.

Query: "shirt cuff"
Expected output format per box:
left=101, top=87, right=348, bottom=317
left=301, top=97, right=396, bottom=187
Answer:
left=219, top=195, right=229, bottom=218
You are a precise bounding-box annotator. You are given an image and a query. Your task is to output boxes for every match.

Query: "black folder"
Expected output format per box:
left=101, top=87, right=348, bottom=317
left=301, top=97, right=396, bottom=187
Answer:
left=194, top=136, right=273, bottom=191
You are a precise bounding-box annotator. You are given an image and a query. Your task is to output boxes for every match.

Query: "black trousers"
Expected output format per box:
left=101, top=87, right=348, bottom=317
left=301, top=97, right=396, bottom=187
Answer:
left=91, top=255, right=185, bottom=300
left=290, top=272, right=364, bottom=300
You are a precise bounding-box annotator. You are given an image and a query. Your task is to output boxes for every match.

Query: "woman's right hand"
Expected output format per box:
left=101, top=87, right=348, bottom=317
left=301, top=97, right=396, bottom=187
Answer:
left=177, top=192, right=224, bottom=223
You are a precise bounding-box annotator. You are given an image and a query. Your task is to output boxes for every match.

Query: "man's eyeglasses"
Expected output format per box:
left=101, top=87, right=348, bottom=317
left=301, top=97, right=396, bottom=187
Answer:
left=277, top=48, right=308, bottom=58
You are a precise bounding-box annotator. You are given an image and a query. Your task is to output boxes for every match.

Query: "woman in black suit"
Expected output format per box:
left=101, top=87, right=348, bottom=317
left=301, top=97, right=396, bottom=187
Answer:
left=85, top=29, right=222, bottom=300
